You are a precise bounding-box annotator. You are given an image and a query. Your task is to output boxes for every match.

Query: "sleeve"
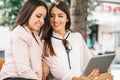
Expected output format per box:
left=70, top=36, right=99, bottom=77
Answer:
left=78, top=33, right=93, bottom=71
left=12, top=37, right=39, bottom=79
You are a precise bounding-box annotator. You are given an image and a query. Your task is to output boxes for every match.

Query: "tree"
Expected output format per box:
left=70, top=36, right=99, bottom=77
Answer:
left=71, top=0, right=87, bottom=40
left=0, top=0, right=25, bottom=28
left=70, top=0, right=99, bottom=41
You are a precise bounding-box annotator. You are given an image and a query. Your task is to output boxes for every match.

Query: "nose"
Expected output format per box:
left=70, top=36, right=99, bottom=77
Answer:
left=54, top=16, right=59, bottom=22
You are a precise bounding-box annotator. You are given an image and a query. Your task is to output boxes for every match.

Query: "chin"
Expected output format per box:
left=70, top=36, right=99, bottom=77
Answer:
left=35, top=27, right=40, bottom=31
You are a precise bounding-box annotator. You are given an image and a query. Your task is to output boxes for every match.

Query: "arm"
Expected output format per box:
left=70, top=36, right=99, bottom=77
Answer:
left=76, top=33, right=92, bottom=71
left=42, top=59, right=49, bottom=80
left=12, top=37, right=39, bottom=79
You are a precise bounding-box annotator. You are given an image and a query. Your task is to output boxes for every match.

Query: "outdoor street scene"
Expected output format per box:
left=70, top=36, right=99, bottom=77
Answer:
left=0, top=0, right=120, bottom=80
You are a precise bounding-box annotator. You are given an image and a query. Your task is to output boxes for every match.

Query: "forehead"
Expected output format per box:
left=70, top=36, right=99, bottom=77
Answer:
left=51, top=7, right=65, bottom=15
left=33, top=6, right=47, bottom=14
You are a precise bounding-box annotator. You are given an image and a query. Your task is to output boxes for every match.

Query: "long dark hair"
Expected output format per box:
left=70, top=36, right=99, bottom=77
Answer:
left=12, top=0, right=48, bottom=36
left=42, top=0, right=71, bottom=56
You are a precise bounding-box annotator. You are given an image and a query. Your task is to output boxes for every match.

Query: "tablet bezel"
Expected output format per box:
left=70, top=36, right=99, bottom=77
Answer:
left=82, top=54, right=116, bottom=77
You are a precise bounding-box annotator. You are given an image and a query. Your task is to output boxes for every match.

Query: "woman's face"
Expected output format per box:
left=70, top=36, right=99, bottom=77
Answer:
left=28, top=6, right=47, bottom=32
left=50, top=7, right=68, bottom=34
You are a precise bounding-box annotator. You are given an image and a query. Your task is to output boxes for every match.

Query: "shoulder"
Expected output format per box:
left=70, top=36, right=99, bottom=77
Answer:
left=70, top=31, right=82, bottom=38
left=11, top=25, right=32, bottom=44
left=12, top=25, right=26, bottom=35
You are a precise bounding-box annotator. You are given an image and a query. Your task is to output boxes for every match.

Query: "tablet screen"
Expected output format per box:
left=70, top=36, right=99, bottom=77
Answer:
left=82, top=54, right=116, bottom=77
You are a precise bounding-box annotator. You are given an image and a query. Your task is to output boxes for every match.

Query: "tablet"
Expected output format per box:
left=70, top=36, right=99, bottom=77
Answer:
left=82, top=54, right=116, bottom=77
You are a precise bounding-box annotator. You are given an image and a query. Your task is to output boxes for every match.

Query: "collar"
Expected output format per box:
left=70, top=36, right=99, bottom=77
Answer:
left=52, top=30, right=71, bottom=40
left=20, top=25, right=38, bottom=35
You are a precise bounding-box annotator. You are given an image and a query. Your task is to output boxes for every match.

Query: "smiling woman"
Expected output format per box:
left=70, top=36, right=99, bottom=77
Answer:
left=42, top=0, right=100, bottom=80
left=0, top=0, right=49, bottom=80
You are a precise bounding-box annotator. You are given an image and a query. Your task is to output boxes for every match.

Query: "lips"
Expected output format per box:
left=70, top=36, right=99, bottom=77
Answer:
left=53, top=22, right=60, bottom=26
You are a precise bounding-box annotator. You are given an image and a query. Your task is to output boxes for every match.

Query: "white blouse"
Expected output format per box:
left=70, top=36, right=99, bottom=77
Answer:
left=44, top=31, right=92, bottom=80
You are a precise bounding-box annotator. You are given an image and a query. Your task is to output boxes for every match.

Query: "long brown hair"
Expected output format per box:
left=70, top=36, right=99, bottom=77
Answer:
left=12, top=0, right=48, bottom=36
left=42, top=0, right=71, bottom=56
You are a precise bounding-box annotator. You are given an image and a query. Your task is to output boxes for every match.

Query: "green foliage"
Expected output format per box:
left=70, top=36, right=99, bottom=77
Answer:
left=43, top=0, right=70, bottom=7
left=43, top=0, right=51, bottom=2
left=87, top=0, right=100, bottom=27
left=88, top=0, right=100, bottom=11
left=0, top=0, right=25, bottom=27
left=0, top=0, right=70, bottom=28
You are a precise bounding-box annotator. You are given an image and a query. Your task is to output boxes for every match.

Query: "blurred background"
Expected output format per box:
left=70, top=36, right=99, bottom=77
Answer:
left=0, top=0, right=120, bottom=79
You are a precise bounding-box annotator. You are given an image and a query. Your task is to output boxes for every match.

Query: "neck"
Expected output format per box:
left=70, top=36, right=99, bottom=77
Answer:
left=55, top=30, right=67, bottom=38
left=23, top=25, right=33, bottom=32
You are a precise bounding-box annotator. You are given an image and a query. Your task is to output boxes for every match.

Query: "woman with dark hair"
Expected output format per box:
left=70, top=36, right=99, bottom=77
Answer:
left=42, top=0, right=100, bottom=80
left=0, top=0, right=48, bottom=80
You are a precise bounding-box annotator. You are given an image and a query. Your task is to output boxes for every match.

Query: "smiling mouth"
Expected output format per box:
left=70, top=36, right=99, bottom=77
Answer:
left=53, top=23, right=60, bottom=26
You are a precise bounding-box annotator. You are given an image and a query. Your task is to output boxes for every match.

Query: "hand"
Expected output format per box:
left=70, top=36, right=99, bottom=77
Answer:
left=42, top=60, right=49, bottom=80
left=72, top=69, right=100, bottom=80
left=97, top=73, right=112, bottom=80
left=72, top=77, right=85, bottom=80
left=107, top=68, right=111, bottom=73
left=81, top=69, right=100, bottom=80
left=84, top=68, right=100, bottom=80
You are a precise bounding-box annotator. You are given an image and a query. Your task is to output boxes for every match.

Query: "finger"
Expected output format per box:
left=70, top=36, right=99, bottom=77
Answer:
left=42, top=67, right=47, bottom=80
left=42, top=72, right=47, bottom=80
left=93, top=69, right=100, bottom=76
left=87, top=69, right=100, bottom=80
left=44, top=67, right=49, bottom=77
left=42, top=61, right=49, bottom=76
left=94, top=68, right=100, bottom=76
left=88, top=69, right=96, bottom=77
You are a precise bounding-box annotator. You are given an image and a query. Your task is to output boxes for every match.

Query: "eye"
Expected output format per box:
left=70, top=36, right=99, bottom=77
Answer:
left=36, top=15, right=42, bottom=18
left=59, top=15, right=63, bottom=18
left=50, top=15, right=54, bottom=18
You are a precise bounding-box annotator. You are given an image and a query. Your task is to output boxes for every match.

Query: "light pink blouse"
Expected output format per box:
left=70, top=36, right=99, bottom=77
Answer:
left=0, top=25, right=43, bottom=80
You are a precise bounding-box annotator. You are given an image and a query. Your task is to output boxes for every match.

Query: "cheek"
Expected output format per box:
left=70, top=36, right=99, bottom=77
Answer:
left=29, top=17, right=34, bottom=23
left=50, top=18, right=52, bottom=22
left=63, top=20, right=68, bottom=25
left=50, top=20, right=53, bottom=24
left=29, top=15, right=37, bottom=24
left=28, top=20, right=34, bottom=26
left=28, top=19, right=36, bottom=29
left=42, top=19, right=45, bottom=25
left=28, top=20, right=31, bottom=26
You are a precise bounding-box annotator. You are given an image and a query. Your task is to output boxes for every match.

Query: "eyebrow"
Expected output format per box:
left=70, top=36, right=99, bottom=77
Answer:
left=51, top=13, right=64, bottom=15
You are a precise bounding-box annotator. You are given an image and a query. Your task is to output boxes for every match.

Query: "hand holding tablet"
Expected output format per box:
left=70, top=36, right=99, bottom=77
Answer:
left=82, top=54, right=116, bottom=77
